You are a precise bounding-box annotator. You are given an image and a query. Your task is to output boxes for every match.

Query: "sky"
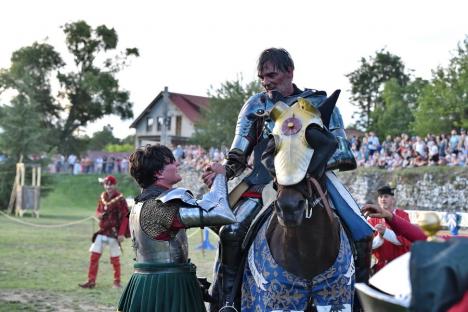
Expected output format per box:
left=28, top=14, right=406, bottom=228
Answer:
left=1, top=0, right=467, bottom=139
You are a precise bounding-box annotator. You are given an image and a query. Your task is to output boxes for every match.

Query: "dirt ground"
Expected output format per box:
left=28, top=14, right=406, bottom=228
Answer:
left=0, top=289, right=115, bottom=312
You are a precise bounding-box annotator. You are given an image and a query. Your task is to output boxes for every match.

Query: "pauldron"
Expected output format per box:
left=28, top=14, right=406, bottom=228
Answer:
left=230, top=93, right=273, bottom=153
left=270, top=97, right=323, bottom=185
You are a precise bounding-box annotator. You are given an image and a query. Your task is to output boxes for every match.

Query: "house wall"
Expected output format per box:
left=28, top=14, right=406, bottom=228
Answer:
left=134, top=98, right=196, bottom=146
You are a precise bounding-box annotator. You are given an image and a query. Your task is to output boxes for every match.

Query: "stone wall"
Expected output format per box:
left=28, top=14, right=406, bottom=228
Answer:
left=174, top=165, right=468, bottom=229
left=177, top=165, right=467, bottom=213
left=337, top=167, right=468, bottom=212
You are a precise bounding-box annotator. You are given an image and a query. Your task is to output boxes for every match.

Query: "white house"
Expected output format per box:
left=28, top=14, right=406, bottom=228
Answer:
left=130, top=87, right=210, bottom=147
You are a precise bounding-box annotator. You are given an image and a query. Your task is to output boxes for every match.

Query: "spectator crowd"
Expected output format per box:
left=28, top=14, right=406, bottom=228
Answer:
left=49, top=152, right=130, bottom=175
left=48, top=128, right=467, bottom=175
left=351, top=128, right=467, bottom=170
left=47, top=145, right=229, bottom=175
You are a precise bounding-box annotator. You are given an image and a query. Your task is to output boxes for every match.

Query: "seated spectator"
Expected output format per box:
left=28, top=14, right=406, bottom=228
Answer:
left=427, top=140, right=439, bottom=165
left=413, top=152, right=428, bottom=167
left=390, top=152, right=403, bottom=170
left=448, top=153, right=460, bottom=166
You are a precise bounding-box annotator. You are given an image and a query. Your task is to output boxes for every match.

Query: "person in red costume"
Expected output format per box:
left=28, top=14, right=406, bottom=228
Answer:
left=366, top=185, right=412, bottom=273
left=79, top=175, right=129, bottom=289
left=362, top=202, right=468, bottom=312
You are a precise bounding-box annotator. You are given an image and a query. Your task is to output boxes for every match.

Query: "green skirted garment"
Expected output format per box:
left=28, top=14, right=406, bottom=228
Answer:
left=118, top=262, right=206, bottom=312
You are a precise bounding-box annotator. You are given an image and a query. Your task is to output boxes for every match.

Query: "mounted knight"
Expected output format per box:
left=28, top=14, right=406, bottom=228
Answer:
left=203, top=48, right=374, bottom=311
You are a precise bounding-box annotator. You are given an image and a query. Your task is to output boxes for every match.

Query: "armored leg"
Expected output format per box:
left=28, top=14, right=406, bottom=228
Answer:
left=353, top=235, right=373, bottom=312
left=209, top=197, right=263, bottom=312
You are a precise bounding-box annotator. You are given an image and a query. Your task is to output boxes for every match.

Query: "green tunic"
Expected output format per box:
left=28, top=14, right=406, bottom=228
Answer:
left=118, top=262, right=206, bottom=312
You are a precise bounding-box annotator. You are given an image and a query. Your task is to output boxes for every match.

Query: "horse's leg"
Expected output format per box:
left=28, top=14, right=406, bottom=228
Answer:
left=210, top=197, right=263, bottom=311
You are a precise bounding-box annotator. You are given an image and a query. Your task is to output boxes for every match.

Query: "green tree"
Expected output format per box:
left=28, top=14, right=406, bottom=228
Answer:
left=0, top=20, right=139, bottom=155
left=0, top=95, right=49, bottom=210
left=104, top=143, right=134, bottom=153
left=347, top=49, right=410, bottom=130
left=87, top=124, right=119, bottom=151
left=191, top=79, right=261, bottom=149
left=371, top=79, right=415, bottom=137
left=0, top=95, right=48, bottom=162
left=413, top=37, right=468, bottom=135
left=121, top=134, right=135, bottom=145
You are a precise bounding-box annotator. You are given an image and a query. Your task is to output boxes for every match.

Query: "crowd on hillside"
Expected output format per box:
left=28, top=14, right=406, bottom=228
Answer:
left=49, top=153, right=130, bottom=175
left=351, top=128, right=467, bottom=170
left=48, top=128, right=467, bottom=174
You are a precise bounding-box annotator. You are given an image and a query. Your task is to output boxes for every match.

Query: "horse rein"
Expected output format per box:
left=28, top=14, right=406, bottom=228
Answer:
left=306, top=176, right=335, bottom=224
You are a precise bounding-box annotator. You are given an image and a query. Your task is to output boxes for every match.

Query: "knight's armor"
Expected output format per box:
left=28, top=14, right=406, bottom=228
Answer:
left=131, top=174, right=235, bottom=265
left=211, top=87, right=368, bottom=312
left=119, top=174, right=235, bottom=312
left=225, top=87, right=356, bottom=180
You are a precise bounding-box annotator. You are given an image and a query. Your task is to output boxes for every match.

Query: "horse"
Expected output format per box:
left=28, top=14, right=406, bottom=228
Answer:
left=239, top=94, right=356, bottom=312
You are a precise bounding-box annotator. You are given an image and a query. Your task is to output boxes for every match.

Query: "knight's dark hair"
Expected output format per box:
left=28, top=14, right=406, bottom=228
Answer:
left=257, top=48, right=295, bottom=73
left=129, top=144, right=175, bottom=188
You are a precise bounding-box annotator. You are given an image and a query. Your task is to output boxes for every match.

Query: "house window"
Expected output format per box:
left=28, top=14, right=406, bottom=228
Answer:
left=146, top=117, right=154, bottom=132
left=157, top=117, right=163, bottom=131
left=156, top=116, right=171, bottom=132
left=176, top=116, right=182, bottom=136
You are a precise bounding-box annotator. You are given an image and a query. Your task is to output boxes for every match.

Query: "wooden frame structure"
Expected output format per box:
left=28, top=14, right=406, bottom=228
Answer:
left=14, top=163, right=41, bottom=217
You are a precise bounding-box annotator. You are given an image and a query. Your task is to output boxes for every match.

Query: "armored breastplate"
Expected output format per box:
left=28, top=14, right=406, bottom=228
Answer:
left=130, top=202, right=188, bottom=264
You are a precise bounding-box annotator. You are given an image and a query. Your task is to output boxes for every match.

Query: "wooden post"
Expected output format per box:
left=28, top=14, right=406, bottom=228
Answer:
left=20, top=163, right=25, bottom=186
left=15, top=163, right=25, bottom=217
left=32, top=167, right=36, bottom=187
left=37, top=167, right=41, bottom=187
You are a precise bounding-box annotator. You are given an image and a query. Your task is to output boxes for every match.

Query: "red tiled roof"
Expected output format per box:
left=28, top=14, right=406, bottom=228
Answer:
left=169, top=93, right=209, bottom=123
left=130, top=91, right=210, bottom=128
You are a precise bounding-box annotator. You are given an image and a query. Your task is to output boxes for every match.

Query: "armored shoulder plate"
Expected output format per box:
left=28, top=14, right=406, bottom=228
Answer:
left=157, top=188, right=197, bottom=206
left=231, top=92, right=274, bottom=152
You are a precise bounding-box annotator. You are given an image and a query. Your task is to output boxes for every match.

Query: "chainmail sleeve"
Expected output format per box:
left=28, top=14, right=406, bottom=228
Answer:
left=140, top=198, right=180, bottom=238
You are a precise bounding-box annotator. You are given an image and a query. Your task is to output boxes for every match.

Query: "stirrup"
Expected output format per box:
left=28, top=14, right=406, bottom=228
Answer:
left=219, top=303, right=239, bottom=312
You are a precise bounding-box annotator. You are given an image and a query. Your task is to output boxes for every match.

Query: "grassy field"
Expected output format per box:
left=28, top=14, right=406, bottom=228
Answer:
left=0, top=173, right=219, bottom=311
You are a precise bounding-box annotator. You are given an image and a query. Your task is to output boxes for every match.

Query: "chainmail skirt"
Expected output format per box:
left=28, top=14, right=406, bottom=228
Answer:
left=118, top=262, right=206, bottom=312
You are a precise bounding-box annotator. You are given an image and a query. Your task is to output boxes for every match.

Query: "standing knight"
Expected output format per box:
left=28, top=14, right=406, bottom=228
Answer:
left=117, top=144, right=236, bottom=312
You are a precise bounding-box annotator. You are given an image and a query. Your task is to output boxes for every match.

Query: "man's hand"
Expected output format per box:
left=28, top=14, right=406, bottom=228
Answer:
left=202, top=162, right=225, bottom=188
left=118, top=235, right=125, bottom=243
left=361, top=203, right=393, bottom=221
left=374, top=223, right=386, bottom=236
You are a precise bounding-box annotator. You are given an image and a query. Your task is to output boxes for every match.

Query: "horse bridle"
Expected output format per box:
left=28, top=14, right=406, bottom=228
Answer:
left=275, top=175, right=335, bottom=224
left=305, top=176, right=335, bottom=224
